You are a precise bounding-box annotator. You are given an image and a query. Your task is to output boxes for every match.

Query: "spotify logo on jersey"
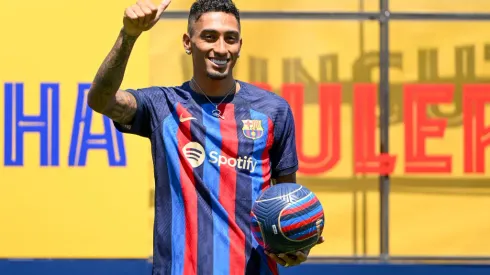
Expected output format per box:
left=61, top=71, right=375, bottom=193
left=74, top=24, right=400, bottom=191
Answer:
left=182, top=142, right=206, bottom=168
left=182, top=142, right=257, bottom=172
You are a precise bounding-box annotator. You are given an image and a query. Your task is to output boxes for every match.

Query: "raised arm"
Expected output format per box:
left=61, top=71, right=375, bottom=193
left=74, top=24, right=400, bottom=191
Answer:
left=87, top=0, right=172, bottom=125
left=87, top=30, right=138, bottom=124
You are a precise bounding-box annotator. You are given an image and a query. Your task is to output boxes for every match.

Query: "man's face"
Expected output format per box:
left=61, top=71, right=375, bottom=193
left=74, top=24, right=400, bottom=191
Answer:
left=187, top=12, right=242, bottom=80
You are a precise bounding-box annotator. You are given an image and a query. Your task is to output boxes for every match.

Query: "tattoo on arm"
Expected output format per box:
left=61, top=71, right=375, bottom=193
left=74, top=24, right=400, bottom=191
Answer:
left=102, top=91, right=138, bottom=125
left=92, top=31, right=137, bottom=89
left=88, top=30, right=139, bottom=113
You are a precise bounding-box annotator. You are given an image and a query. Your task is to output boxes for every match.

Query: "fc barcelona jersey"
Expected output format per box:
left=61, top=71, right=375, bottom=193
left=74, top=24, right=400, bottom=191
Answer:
left=113, top=80, right=299, bottom=275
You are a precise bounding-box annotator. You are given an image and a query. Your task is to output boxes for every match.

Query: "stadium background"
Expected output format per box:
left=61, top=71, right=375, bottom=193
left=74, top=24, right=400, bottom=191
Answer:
left=1, top=0, right=490, bottom=274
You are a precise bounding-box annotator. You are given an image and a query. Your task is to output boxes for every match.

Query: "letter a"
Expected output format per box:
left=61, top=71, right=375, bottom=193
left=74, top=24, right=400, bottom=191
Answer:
left=68, top=83, right=126, bottom=166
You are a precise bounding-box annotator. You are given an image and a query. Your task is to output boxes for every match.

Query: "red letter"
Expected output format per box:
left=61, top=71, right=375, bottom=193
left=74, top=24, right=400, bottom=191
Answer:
left=463, top=84, right=490, bottom=174
left=404, top=84, right=453, bottom=173
left=282, top=83, right=341, bottom=175
left=353, top=84, right=396, bottom=174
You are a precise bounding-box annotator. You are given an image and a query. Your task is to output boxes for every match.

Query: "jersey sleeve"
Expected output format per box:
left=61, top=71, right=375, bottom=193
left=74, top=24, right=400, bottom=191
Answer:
left=270, top=105, right=299, bottom=178
left=113, top=87, right=169, bottom=138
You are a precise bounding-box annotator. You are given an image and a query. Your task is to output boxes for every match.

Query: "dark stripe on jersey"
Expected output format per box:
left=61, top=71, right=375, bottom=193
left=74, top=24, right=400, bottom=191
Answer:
left=249, top=110, right=278, bottom=275
left=153, top=136, right=173, bottom=273
left=202, top=103, right=229, bottom=275
left=263, top=118, right=279, bottom=275
left=162, top=108, right=186, bottom=275
left=187, top=104, right=214, bottom=275
left=233, top=105, right=258, bottom=274
left=261, top=119, right=275, bottom=192
left=218, top=103, right=246, bottom=274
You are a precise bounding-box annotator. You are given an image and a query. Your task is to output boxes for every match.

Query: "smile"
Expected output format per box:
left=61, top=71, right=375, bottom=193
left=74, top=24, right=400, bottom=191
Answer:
left=209, top=58, right=229, bottom=66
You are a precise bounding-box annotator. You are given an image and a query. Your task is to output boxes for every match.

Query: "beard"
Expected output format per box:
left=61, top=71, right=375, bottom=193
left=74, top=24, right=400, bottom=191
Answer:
left=206, top=70, right=228, bottom=80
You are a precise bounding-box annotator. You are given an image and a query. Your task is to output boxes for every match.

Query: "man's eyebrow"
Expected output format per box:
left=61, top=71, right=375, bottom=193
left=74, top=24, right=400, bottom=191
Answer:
left=200, top=29, right=240, bottom=35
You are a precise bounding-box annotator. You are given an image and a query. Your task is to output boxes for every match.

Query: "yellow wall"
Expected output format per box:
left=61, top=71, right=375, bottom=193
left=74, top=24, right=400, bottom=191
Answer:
left=0, top=0, right=154, bottom=258
left=1, top=0, right=490, bottom=259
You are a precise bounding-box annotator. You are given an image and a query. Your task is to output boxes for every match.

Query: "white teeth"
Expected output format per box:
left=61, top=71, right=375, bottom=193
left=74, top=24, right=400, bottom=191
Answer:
left=211, top=59, right=227, bottom=65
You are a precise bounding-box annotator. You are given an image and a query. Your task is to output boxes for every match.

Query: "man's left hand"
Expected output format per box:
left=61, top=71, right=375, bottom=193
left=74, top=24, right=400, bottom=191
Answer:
left=264, top=236, right=324, bottom=268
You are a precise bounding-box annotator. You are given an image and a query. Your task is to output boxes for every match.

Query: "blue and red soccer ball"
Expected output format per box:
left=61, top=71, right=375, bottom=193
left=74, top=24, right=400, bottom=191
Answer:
left=251, top=183, right=325, bottom=254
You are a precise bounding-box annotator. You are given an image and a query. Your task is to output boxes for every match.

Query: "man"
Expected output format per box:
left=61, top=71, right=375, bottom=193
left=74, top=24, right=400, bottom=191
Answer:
left=87, top=0, right=323, bottom=274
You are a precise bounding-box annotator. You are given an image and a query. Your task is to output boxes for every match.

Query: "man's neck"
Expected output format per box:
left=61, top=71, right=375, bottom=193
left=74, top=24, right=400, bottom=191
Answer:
left=191, top=74, right=237, bottom=97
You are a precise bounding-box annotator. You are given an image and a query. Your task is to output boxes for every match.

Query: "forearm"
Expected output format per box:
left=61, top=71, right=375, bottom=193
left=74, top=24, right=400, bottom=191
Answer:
left=87, top=29, right=139, bottom=112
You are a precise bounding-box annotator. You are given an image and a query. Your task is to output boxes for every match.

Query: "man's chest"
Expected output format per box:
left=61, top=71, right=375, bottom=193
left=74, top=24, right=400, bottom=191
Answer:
left=162, top=102, right=275, bottom=175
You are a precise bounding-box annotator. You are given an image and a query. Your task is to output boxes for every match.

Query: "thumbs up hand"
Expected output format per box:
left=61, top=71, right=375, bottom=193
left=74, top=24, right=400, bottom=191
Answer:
left=123, top=0, right=172, bottom=37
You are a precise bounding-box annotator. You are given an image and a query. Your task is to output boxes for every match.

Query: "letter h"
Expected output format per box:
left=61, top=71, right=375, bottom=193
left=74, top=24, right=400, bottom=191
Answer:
left=4, top=83, right=60, bottom=166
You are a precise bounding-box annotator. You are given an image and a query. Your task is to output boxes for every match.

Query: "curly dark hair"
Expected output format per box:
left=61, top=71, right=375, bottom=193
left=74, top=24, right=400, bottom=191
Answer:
left=187, top=0, right=241, bottom=35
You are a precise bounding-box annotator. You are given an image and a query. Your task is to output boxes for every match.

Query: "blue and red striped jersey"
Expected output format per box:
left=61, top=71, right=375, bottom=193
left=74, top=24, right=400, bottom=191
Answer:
left=113, top=80, right=299, bottom=275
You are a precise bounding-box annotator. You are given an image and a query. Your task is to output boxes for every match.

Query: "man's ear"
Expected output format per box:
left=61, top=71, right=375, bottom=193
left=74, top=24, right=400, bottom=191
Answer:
left=238, top=38, right=243, bottom=57
left=183, top=33, right=192, bottom=55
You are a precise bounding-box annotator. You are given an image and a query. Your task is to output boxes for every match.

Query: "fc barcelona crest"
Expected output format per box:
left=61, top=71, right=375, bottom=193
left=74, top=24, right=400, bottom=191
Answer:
left=242, top=120, right=264, bottom=140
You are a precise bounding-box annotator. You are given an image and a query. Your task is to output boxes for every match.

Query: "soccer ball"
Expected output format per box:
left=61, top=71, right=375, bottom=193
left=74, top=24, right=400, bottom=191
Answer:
left=251, top=183, right=325, bottom=254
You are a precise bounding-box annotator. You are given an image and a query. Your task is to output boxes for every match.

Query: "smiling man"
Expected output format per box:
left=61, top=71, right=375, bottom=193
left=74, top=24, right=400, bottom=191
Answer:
left=87, top=0, right=322, bottom=274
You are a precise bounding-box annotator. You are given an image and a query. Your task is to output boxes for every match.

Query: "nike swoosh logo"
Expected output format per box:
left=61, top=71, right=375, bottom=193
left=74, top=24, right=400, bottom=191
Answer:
left=180, top=114, right=197, bottom=122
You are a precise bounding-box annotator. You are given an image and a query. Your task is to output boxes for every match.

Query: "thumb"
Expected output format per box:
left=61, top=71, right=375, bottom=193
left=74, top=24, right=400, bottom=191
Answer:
left=317, top=236, right=325, bottom=244
left=156, top=0, right=172, bottom=17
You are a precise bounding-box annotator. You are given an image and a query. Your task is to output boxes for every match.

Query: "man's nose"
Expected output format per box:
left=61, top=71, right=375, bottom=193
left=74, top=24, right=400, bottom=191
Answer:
left=214, top=38, right=227, bottom=56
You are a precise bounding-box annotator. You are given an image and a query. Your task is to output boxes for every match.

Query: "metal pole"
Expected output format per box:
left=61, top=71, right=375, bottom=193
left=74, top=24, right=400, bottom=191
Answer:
left=379, top=0, right=390, bottom=262
left=160, top=11, right=379, bottom=20
left=160, top=11, right=490, bottom=21
left=390, top=12, right=490, bottom=20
